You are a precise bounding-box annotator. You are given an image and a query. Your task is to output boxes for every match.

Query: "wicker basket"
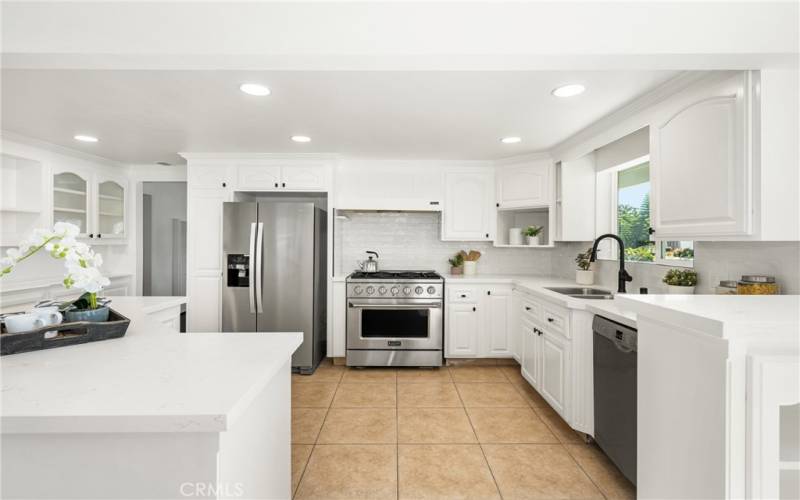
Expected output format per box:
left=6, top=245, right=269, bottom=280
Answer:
left=0, top=308, right=130, bottom=356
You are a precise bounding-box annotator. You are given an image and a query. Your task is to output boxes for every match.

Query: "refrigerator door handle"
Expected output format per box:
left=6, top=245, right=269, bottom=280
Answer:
left=248, top=222, right=256, bottom=313
left=255, top=222, right=264, bottom=313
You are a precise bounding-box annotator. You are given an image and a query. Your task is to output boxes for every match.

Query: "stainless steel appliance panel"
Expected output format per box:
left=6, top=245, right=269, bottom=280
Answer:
left=256, top=202, right=318, bottom=369
left=222, top=202, right=257, bottom=333
left=346, top=298, right=443, bottom=351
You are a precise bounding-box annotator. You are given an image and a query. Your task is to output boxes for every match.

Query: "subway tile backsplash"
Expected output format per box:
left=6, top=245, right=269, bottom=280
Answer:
left=334, top=212, right=554, bottom=276
left=335, top=211, right=800, bottom=295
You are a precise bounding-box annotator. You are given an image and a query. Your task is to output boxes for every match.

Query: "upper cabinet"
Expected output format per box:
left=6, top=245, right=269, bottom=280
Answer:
left=234, top=161, right=329, bottom=192
left=1, top=154, right=47, bottom=247
left=496, top=159, right=553, bottom=209
left=53, top=167, right=127, bottom=242
left=336, top=161, right=444, bottom=211
left=650, top=72, right=753, bottom=239
left=555, top=156, right=596, bottom=242
left=442, top=169, right=494, bottom=241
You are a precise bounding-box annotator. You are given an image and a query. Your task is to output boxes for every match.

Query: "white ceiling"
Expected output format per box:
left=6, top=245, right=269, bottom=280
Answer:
left=1, top=70, right=680, bottom=164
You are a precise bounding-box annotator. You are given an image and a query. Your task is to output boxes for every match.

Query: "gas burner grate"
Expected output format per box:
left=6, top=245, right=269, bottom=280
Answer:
left=348, top=270, right=442, bottom=280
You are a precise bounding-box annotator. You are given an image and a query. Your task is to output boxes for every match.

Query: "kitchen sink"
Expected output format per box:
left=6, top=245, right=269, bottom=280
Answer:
left=544, top=287, right=614, bottom=300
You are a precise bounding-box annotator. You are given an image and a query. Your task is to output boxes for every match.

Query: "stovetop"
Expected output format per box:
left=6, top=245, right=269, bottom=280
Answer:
left=348, top=270, right=443, bottom=281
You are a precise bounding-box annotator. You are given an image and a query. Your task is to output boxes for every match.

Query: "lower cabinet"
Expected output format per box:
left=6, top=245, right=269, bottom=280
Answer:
left=521, top=317, right=540, bottom=388
left=445, top=284, right=511, bottom=358
left=540, top=330, right=569, bottom=415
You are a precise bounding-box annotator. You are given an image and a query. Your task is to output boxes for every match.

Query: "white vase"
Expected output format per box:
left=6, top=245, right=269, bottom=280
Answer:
left=509, top=228, right=523, bottom=246
left=526, top=235, right=541, bottom=246
left=667, top=285, right=695, bottom=294
left=576, top=270, right=594, bottom=285
left=463, top=261, right=477, bottom=276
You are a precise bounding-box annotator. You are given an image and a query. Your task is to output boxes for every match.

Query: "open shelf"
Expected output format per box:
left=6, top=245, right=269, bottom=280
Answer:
left=494, top=206, right=554, bottom=247
left=54, top=207, right=87, bottom=214
left=54, top=187, right=86, bottom=196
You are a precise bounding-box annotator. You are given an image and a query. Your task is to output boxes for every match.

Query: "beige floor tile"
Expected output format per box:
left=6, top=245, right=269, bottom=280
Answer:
left=398, top=444, right=500, bottom=499
left=496, top=358, right=519, bottom=366
left=396, top=367, right=452, bottom=384
left=341, top=367, right=397, bottom=383
left=292, top=444, right=313, bottom=497
left=332, top=383, right=397, bottom=408
left=447, top=358, right=499, bottom=367
left=318, top=408, right=397, bottom=444
left=292, top=408, right=328, bottom=444
left=296, top=444, right=397, bottom=500
left=292, top=383, right=338, bottom=408
left=292, top=364, right=345, bottom=384
left=499, top=366, right=527, bottom=385
left=449, top=365, right=508, bottom=383
left=533, top=405, right=584, bottom=444
left=513, top=381, right=550, bottom=408
left=397, top=383, right=462, bottom=407
left=456, top=383, right=528, bottom=407
left=566, top=444, right=636, bottom=500
left=398, top=408, right=477, bottom=444
left=483, top=444, right=604, bottom=499
left=466, top=407, right=558, bottom=444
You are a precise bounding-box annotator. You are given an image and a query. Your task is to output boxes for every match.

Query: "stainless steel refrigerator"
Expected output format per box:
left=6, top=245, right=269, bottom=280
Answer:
left=222, top=201, right=326, bottom=373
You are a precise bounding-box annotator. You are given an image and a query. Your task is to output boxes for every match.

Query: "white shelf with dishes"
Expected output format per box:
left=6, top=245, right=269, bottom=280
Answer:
left=494, top=206, right=555, bottom=248
left=1, top=154, right=47, bottom=247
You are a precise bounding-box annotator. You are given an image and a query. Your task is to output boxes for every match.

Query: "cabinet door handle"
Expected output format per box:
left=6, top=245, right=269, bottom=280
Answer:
left=222, top=182, right=227, bottom=188
left=524, top=306, right=531, bottom=311
left=282, top=182, right=286, bottom=188
left=496, top=203, right=500, bottom=207
left=487, top=290, right=491, bottom=295
left=274, top=182, right=278, bottom=188
left=472, top=306, right=476, bottom=312
left=547, top=317, right=555, bottom=323
left=97, top=233, right=102, bottom=239
left=89, top=233, right=94, bottom=238
left=460, top=294, right=466, bottom=298
left=485, top=233, right=489, bottom=238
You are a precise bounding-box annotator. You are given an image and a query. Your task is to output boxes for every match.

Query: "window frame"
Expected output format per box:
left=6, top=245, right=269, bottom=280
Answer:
left=598, top=155, right=694, bottom=268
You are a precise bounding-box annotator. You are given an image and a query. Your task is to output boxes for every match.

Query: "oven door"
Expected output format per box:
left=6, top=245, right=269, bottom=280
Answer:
left=347, top=298, right=443, bottom=350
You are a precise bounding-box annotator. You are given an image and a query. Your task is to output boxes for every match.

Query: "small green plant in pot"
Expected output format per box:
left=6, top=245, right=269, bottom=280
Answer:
left=522, top=226, right=543, bottom=246
left=448, top=252, right=465, bottom=275
left=663, top=268, right=698, bottom=294
left=575, top=247, right=594, bottom=285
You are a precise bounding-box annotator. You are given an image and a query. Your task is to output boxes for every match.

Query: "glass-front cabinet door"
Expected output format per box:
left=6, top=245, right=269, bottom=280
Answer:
left=53, top=171, right=89, bottom=235
left=96, top=179, right=125, bottom=239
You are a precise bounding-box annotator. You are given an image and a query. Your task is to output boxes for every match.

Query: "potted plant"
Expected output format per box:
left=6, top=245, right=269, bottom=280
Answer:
left=662, top=268, right=698, bottom=294
left=1, top=222, right=111, bottom=321
left=448, top=252, right=465, bottom=275
left=575, top=247, right=594, bottom=285
left=459, top=250, right=481, bottom=276
left=522, top=226, right=543, bottom=246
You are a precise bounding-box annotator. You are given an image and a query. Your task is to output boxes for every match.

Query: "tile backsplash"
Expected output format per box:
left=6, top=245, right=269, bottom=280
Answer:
left=334, top=212, right=555, bottom=276
left=335, top=211, right=800, bottom=294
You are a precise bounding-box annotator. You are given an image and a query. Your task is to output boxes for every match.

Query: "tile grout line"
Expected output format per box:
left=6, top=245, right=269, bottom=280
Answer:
left=454, top=378, right=504, bottom=500
left=562, top=444, right=611, bottom=500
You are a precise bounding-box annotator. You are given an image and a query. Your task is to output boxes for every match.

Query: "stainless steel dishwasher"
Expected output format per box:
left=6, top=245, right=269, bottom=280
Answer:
left=593, top=315, right=637, bottom=485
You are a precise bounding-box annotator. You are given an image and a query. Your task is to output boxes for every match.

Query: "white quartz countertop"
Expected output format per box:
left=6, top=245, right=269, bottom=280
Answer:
left=1, top=297, right=302, bottom=434
left=616, top=294, right=800, bottom=339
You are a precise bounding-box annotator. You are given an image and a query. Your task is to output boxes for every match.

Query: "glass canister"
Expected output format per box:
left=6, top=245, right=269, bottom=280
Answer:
left=715, top=280, right=738, bottom=295
left=736, top=275, right=780, bottom=295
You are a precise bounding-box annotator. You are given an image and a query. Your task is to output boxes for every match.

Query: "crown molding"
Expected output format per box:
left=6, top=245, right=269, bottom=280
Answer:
left=1, top=130, right=126, bottom=168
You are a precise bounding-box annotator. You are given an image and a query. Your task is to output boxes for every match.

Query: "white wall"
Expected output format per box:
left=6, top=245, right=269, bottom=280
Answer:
left=334, top=211, right=554, bottom=276
left=142, top=182, right=187, bottom=296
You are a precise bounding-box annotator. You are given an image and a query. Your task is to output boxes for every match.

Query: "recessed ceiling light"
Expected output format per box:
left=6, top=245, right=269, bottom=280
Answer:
left=291, top=135, right=311, bottom=143
left=552, top=84, right=586, bottom=97
left=501, top=137, right=522, bottom=144
left=74, top=135, right=99, bottom=143
left=239, top=83, right=271, bottom=96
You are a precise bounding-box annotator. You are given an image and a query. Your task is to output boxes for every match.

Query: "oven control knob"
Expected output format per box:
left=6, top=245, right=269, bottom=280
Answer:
left=427, top=286, right=436, bottom=295
left=366, top=286, right=375, bottom=295
left=390, top=286, right=399, bottom=295
left=415, top=286, right=424, bottom=295
left=353, top=285, right=363, bottom=295
left=403, top=287, right=411, bottom=295
left=378, top=286, right=387, bottom=295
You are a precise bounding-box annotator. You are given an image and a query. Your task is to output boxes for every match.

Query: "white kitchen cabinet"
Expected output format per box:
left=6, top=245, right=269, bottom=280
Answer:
left=650, top=71, right=753, bottom=238
left=442, top=169, right=494, bottom=241
left=483, top=288, right=512, bottom=356
left=335, top=161, right=443, bottom=211
left=53, top=167, right=128, bottom=242
left=234, top=162, right=329, bottom=192
left=0, top=154, right=47, bottom=247
left=447, top=303, right=480, bottom=356
left=189, top=163, right=230, bottom=190
left=495, top=159, right=553, bottom=209
left=555, top=156, right=595, bottom=241
left=330, top=281, right=347, bottom=357
left=540, top=329, right=569, bottom=416
left=521, top=317, right=540, bottom=388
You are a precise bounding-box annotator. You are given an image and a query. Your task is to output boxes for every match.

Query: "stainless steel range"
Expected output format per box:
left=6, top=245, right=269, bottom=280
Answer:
left=346, top=270, right=444, bottom=367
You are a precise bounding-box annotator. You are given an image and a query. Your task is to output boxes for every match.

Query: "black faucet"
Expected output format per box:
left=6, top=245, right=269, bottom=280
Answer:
left=590, top=234, right=633, bottom=293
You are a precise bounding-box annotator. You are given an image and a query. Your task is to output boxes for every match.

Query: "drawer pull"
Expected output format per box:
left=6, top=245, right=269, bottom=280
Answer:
left=547, top=317, right=555, bottom=322
left=460, top=294, right=466, bottom=298
left=487, top=290, right=491, bottom=295
left=524, top=306, right=531, bottom=311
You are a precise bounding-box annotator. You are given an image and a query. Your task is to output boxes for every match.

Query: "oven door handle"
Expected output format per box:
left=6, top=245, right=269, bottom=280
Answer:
left=348, top=301, right=442, bottom=309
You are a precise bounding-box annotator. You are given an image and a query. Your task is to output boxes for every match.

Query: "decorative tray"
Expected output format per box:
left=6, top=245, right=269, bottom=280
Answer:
left=0, top=308, right=130, bottom=356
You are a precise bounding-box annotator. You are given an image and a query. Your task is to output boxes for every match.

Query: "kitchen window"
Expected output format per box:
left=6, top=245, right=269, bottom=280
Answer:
left=599, top=155, right=694, bottom=267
